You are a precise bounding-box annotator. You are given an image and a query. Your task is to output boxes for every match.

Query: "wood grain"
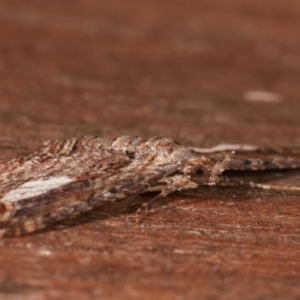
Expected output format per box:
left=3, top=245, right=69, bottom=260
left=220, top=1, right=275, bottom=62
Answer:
left=0, top=0, right=299, bottom=299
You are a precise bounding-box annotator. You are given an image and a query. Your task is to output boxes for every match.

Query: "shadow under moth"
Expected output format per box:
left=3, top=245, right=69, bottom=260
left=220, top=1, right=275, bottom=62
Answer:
left=1, top=135, right=300, bottom=237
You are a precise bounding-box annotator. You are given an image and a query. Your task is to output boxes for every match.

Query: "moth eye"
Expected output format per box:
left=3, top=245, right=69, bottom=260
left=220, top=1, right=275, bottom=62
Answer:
left=125, top=151, right=135, bottom=159
left=194, top=167, right=204, bottom=177
left=190, top=165, right=210, bottom=184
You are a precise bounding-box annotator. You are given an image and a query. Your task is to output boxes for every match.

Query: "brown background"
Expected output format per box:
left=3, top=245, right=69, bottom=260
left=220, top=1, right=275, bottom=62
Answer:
left=0, top=0, right=300, bottom=299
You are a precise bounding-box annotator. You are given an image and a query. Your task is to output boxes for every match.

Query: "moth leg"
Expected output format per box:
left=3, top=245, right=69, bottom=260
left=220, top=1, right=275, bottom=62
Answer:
left=208, top=153, right=234, bottom=185
left=138, top=153, right=235, bottom=211
left=138, top=174, right=198, bottom=212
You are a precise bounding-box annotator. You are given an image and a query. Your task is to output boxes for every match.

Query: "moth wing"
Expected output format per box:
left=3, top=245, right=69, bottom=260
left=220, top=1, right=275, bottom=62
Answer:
left=0, top=146, right=175, bottom=237
left=192, top=144, right=300, bottom=171
left=222, top=151, right=300, bottom=171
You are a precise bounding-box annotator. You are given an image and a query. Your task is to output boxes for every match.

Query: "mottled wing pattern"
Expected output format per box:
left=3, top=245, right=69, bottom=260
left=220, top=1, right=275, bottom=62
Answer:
left=0, top=136, right=181, bottom=237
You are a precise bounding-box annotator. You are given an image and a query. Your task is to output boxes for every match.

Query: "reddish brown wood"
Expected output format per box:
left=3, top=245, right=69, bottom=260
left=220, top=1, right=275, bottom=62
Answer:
left=0, top=0, right=299, bottom=299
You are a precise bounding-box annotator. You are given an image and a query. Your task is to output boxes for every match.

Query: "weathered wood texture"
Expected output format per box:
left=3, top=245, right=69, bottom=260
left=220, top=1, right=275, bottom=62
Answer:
left=0, top=0, right=300, bottom=299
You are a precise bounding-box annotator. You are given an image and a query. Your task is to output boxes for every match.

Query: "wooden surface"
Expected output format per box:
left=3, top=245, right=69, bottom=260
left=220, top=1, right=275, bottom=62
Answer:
left=0, top=0, right=300, bottom=299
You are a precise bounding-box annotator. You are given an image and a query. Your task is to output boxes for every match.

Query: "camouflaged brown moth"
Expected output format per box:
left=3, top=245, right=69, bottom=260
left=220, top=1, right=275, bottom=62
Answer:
left=1, top=135, right=300, bottom=237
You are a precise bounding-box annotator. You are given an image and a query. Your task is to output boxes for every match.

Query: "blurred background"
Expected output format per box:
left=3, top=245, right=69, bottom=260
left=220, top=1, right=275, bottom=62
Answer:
left=0, top=0, right=300, bottom=158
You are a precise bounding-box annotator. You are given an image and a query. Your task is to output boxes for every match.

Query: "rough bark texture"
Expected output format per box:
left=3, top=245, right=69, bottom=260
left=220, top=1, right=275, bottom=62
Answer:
left=0, top=0, right=300, bottom=299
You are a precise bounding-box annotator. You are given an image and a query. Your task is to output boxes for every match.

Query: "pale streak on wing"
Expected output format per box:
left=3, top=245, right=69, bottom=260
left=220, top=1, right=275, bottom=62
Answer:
left=2, top=176, right=73, bottom=202
left=191, top=143, right=258, bottom=153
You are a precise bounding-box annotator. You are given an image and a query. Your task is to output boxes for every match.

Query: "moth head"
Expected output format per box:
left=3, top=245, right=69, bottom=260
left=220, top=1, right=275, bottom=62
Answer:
left=186, top=157, right=214, bottom=185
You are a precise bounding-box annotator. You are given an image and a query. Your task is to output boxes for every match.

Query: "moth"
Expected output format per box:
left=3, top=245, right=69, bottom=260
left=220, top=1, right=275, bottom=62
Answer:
left=1, top=135, right=300, bottom=237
